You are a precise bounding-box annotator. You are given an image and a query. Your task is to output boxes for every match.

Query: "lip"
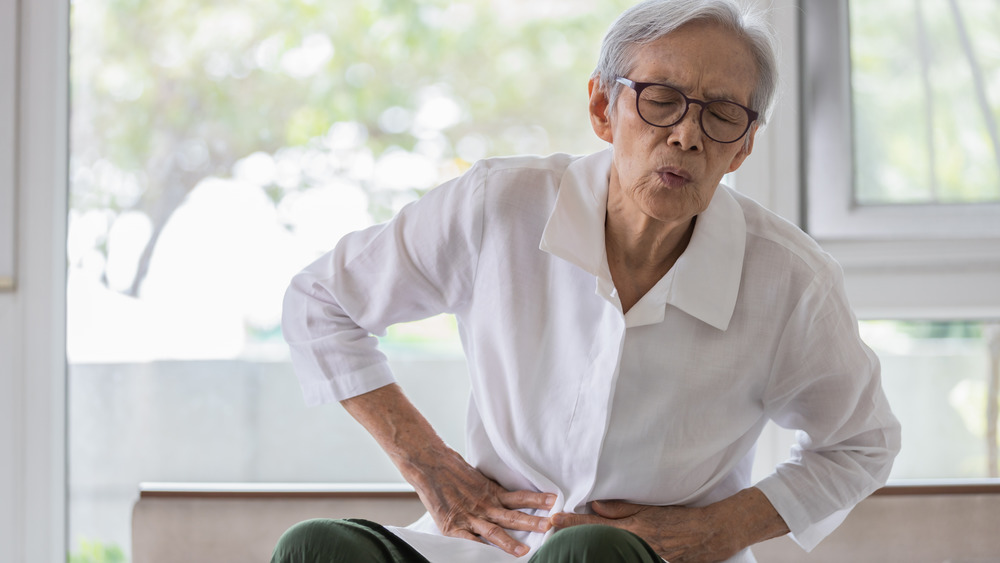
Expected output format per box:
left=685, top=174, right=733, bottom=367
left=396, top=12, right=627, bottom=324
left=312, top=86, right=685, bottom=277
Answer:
left=656, top=166, right=692, bottom=188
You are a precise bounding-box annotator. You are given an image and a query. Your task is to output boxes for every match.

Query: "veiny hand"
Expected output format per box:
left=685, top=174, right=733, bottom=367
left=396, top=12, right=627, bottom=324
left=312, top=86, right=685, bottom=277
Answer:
left=340, top=384, right=557, bottom=557
left=402, top=446, right=556, bottom=557
left=549, top=488, right=788, bottom=563
left=550, top=500, right=739, bottom=563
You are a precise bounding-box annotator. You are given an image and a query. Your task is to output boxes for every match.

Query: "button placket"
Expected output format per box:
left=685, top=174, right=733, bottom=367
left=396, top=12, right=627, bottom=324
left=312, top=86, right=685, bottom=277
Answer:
left=562, top=305, right=627, bottom=511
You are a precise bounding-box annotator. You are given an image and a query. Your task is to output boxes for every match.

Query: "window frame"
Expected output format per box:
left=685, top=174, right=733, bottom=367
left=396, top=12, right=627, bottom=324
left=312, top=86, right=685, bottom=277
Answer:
left=0, top=0, right=69, bottom=560
left=802, top=0, right=1000, bottom=241
left=1, top=0, right=15, bottom=291
left=800, top=0, right=1000, bottom=321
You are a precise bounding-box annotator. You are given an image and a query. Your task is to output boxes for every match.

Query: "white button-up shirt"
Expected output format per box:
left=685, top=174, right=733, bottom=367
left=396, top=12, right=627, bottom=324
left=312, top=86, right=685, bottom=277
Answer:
left=282, top=149, right=901, bottom=563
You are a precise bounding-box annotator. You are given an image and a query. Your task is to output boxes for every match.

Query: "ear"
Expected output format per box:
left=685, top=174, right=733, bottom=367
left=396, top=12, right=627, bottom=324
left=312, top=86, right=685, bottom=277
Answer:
left=726, top=124, right=757, bottom=173
left=588, top=77, right=614, bottom=144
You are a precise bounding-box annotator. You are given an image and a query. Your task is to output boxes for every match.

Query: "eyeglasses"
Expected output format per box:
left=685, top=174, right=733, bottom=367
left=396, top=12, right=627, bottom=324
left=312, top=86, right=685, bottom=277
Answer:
left=615, top=77, right=758, bottom=144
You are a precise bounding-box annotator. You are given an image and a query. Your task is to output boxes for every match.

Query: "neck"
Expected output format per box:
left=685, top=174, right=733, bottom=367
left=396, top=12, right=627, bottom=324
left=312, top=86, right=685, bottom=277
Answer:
left=603, top=206, right=696, bottom=314
left=604, top=187, right=696, bottom=273
left=605, top=214, right=694, bottom=270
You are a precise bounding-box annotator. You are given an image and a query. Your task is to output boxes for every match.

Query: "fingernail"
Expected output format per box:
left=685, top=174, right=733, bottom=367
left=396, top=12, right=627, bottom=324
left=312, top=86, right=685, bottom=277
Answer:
left=545, top=494, right=556, bottom=507
left=514, top=546, right=528, bottom=557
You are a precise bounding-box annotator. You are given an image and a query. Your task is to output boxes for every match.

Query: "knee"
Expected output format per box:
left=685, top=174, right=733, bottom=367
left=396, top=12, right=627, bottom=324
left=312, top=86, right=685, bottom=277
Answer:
left=549, top=524, right=639, bottom=549
left=536, top=525, right=655, bottom=563
left=271, top=519, right=351, bottom=563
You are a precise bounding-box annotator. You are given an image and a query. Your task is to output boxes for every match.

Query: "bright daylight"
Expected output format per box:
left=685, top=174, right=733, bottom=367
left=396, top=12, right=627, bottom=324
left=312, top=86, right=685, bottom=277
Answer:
left=2, top=0, right=999, bottom=562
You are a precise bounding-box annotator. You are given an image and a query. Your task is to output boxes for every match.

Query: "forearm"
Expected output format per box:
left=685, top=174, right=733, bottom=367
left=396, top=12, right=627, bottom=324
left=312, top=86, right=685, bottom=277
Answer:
left=710, top=487, right=790, bottom=551
left=340, top=383, right=475, bottom=522
left=340, top=383, right=452, bottom=476
left=341, top=383, right=554, bottom=556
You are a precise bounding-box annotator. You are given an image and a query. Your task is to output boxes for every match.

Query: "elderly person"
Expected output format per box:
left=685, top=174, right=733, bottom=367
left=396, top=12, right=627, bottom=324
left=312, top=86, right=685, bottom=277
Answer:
left=274, top=0, right=901, bottom=561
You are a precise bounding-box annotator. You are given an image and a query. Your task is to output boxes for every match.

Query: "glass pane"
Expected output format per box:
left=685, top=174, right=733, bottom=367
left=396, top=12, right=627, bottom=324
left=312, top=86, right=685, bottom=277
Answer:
left=860, top=320, right=1000, bottom=480
left=68, top=0, right=631, bottom=559
left=850, top=0, right=1000, bottom=205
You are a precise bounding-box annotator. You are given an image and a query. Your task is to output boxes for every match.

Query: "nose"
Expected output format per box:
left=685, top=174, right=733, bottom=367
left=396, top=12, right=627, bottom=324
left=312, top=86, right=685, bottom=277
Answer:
left=667, top=105, right=704, bottom=152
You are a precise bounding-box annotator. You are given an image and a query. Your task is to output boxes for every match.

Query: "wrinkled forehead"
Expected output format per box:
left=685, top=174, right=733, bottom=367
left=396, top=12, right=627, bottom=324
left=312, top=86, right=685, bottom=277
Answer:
left=624, top=21, right=757, bottom=103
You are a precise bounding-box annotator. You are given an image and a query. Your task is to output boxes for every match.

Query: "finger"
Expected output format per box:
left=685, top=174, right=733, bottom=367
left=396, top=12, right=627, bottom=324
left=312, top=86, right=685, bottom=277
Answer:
left=591, top=499, right=642, bottom=519
left=549, top=511, right=616, bottom=529
left=449, top=528, right=486, bottom=545
left=488, top=506, right=552, bottom=532
left=498, top=489, right=557, bottom=511
left=469, top=518, right=531, bottom=557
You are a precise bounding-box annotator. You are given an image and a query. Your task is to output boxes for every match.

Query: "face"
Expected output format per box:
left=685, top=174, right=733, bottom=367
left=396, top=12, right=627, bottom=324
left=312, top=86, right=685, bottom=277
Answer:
left=589, top=20, right=758, bottom=228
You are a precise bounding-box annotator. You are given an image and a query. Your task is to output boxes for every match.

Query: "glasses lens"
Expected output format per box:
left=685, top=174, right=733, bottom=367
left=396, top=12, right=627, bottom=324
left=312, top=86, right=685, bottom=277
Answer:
left=702, top=101, right=749, bottom=143
left=637, top=85, right=686, bottom=127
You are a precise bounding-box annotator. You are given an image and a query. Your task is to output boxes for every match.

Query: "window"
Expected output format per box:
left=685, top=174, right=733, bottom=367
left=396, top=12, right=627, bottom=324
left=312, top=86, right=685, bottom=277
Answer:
left=864, top=320, right=1000, bottom=479
left=804, top=0, right=1000, bottom=239
left=850, top=1, right=1000, bottom=208
left=58, top=0, right=1000, bottom=560
left=67, top=0, right=631, bottom=558
left=801, top=0, right=1000, bottom=347
left=802, top=0, right=1000, bottom=484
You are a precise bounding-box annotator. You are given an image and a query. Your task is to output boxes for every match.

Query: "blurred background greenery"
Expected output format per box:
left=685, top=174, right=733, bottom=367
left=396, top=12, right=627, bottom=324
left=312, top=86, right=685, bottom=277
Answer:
left=71, top=0, right=629, bottom=302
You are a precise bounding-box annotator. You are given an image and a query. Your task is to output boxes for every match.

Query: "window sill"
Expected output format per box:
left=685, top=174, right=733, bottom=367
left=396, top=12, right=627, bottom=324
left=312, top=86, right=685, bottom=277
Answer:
left=139, top=480, right=1000, bottom=499
left=819, top=238, right=1000, bottom=320
left=138, top=481, right=418, bottom=500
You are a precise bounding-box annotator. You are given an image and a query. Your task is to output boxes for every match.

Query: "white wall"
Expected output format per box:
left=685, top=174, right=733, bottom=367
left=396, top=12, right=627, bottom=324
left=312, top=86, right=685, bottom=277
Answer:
left=0, top=0, right=69, bottom=561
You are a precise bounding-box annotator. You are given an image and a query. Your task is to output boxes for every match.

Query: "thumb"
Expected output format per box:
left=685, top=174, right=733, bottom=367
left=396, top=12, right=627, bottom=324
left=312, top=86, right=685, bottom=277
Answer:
left=591, top=500, right=641, bottom=519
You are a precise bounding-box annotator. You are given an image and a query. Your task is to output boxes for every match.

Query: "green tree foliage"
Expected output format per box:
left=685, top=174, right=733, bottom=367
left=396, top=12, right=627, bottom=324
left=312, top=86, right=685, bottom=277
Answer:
left=67, top=538, right=126, bottom=563
left=71, top=0, right=633, bottom=296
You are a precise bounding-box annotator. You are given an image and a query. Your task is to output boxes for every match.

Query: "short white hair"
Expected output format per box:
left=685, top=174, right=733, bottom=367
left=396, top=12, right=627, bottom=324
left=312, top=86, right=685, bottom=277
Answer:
left=592, top=0, right=779, bottom=127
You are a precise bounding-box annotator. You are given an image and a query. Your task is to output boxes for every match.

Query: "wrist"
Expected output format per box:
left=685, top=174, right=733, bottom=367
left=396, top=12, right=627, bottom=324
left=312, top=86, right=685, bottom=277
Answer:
left=390, top=439, right=454, bottom=478
left=711, top=487, right=790, bottom=551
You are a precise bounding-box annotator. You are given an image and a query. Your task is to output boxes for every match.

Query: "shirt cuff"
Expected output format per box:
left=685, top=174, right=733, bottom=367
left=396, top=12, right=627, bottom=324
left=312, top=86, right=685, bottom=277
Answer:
left=755, top=474, right=852, bottom=552
left=298, top=361, right=396, bottom=406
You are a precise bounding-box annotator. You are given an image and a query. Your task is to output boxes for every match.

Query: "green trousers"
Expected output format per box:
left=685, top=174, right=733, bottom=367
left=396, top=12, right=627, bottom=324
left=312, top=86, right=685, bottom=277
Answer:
left=270, top=518, right=663, bottom=563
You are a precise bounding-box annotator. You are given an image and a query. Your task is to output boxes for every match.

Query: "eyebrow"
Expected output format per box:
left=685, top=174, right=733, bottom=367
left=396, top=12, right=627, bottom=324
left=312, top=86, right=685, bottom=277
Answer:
left=643, top=77, right=743, bottom=104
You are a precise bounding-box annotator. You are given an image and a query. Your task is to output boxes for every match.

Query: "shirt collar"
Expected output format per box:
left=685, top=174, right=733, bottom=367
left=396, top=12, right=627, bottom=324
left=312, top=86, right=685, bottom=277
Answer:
left=539, top=149, right=746, bottom=331
left=663, top=183, right=746, bottom=331
left=538, top=149, right=612, bottom=279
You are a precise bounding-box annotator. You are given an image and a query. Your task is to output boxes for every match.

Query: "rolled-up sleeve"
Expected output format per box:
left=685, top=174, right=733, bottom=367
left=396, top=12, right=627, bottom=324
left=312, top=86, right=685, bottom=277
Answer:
left=755, top=261, right=902, bottom=551
left=281, top=165, right=486, bottom=406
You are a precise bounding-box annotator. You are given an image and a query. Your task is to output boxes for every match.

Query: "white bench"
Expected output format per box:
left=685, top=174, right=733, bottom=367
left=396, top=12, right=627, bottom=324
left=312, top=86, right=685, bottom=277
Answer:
left=132, top=483, right=426, bottom=563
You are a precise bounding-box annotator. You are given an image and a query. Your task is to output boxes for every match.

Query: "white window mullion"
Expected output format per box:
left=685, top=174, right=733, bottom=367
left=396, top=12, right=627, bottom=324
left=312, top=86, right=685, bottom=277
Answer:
left=3, top=0, right=71, bottom=561
left=1, top=0, right=15, bottom=291
left=0, top=0, right=23, bottom=558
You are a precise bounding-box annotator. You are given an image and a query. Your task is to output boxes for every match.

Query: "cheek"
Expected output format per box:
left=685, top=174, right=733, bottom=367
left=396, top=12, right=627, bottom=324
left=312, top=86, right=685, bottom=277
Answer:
left=632, top=174, right=660, bottom=201
left=614, top=113, right=660, bottom=145
left=639, top=124, right=665, bottom=147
